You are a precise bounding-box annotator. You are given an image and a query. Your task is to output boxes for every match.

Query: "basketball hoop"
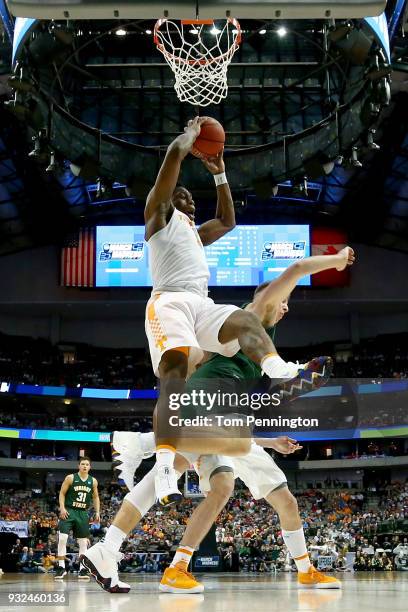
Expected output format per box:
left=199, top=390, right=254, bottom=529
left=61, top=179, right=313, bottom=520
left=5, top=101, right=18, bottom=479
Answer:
left=154, top=18, right=241, bottom=107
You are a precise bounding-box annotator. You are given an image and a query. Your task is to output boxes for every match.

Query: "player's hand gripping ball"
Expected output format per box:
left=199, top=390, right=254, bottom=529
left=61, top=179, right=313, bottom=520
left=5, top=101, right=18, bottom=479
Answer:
left=191, top=117, right=225, bottom=160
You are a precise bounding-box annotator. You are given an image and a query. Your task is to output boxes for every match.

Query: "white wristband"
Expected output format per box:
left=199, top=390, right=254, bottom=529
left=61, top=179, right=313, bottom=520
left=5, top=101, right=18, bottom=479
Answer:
left=214, top=172, right=228, bottom=186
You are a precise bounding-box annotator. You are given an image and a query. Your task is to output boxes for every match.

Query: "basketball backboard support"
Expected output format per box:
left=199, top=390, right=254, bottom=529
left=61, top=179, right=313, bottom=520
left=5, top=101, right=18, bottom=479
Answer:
left=7, top=0, right=387, bottom=20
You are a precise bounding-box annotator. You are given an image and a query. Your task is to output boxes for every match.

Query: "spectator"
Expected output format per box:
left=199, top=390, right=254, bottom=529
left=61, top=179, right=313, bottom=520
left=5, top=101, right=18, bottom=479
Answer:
left=11, top=539, right=23, bottom=555
left=143, top=553, right=157, bottom=573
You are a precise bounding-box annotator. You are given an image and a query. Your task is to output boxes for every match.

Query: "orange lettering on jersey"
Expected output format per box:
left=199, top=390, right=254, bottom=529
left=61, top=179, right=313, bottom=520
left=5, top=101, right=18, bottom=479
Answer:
left=148, top=295, right=168, bottom=352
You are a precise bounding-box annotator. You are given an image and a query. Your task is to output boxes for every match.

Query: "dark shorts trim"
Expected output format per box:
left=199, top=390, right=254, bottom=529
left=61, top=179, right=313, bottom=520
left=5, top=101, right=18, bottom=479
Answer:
left=209, top=466, right=234, bottom=480
left=264, top=481, right=288, bottom=497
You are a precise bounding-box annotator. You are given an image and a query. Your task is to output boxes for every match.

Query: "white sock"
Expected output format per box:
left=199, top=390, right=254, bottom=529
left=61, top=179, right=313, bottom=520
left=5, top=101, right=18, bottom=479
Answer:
left=282, top=527, right=312, bottom=573
left=141, top=432, right=156, bottom=454
left=57, top=532, right=68, bottom=568
left=78, top=538, right=88, bottom=569
left=103, top=525, right=127, bottom=555
left=156, top=445, right=176, bottom=469
left=170, top=545, right=195, bottom=569
left=261, top=354, right=299, bottom=380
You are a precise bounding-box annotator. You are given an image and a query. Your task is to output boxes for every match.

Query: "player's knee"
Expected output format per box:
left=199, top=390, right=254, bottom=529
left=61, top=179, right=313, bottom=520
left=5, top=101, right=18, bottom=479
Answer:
left=209, top=471, right=234, bottom=505
left=277, top=490, right=298, bottom=516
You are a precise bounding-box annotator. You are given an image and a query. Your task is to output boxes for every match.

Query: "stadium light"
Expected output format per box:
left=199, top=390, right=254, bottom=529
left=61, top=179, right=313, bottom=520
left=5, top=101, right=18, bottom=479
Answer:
left=28, top=131, right=48, bottom=162
left=277, top=27, right=287, bottom=37
left=350, top=146, right=362, bottom=168
left=211, top=27, right=221, bottom=35
left=28, top=136, right=41, bottom=158
left=259, top=29, right=266, bottom=35
left=116, top=28, right=127, bottom=36
left=46, top=151, right=57, bottom=172
left=367, top=128, right=380, bottom=150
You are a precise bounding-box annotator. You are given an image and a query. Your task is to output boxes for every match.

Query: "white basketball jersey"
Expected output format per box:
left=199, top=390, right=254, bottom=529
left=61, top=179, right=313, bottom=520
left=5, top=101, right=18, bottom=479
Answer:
left=148, top=209, right=210, bottom=296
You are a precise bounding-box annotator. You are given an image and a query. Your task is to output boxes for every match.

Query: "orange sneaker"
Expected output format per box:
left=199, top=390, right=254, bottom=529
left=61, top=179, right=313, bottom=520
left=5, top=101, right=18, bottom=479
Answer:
left=298, top=566, right=341, bottom=589
left=159, top=563, right=204, bottom=594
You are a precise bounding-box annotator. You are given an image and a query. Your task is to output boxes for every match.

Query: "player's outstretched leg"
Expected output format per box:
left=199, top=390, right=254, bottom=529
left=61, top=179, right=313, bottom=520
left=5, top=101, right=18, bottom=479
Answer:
left=265, top=487, right=341, bottom=589
left=81, top=465, right=163, bottom=593
left=160, top=470, right=233, bottom=594
left=155, top=350, right=189, bottom=506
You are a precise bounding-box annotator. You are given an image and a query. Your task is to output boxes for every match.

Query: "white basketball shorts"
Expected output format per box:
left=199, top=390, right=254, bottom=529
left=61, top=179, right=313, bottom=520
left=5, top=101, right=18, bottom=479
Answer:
left=178, top=451, right=235, bottom=495
left=232, top=441, right=287, bottom=500
left=145, top=291, right=240, bottom=376
left=180, top=441, right=287, bottom=499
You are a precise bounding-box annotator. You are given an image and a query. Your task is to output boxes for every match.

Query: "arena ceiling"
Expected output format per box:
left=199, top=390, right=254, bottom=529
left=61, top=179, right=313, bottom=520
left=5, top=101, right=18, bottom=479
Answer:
left=0, top=2, right=407, bottom=256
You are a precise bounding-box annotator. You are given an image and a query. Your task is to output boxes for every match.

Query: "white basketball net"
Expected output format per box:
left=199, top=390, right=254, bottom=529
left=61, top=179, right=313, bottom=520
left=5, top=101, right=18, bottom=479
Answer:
left=154, top=18, right=241, bottom=107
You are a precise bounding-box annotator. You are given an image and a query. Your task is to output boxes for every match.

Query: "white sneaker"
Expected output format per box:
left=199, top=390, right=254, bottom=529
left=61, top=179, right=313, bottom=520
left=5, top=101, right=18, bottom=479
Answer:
left=113, top=451, right=143, bottom=491
left=155, top=465, right=182, bottom=506
left=111, top=431, right=155, bottom=459
left=111, top=431, right=155, bottom=490
left=80, top=542, right=130, bottom=593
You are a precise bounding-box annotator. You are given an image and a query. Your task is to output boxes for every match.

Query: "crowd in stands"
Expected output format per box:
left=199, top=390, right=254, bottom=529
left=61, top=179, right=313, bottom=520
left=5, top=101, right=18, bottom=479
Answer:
left=1, top=480, right=408, bottom=574
left=0, top=333, right=155, bottom=389
left=0, top=332, right=408, bottom=390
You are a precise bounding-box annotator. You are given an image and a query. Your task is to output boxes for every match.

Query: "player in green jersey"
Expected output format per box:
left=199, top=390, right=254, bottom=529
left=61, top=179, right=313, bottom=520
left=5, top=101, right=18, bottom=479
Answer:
left=55, top=457, right=100, bottom=580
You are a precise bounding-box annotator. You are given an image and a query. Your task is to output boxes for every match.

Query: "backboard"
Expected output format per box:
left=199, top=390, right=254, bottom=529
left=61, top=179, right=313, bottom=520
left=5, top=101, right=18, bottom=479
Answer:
left=7, top=0, right=387, bottom=20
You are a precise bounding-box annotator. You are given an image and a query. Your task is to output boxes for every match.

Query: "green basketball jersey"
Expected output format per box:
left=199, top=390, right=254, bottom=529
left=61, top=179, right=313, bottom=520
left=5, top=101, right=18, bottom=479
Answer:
left=64, top=473, right=94, bottom=510
left=187, top=303, right=276, bottom=386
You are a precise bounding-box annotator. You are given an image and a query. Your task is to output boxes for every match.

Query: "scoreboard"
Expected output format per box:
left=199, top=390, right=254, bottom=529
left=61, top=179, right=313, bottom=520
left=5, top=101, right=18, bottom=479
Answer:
left=95, top=224, right=310, bottom=288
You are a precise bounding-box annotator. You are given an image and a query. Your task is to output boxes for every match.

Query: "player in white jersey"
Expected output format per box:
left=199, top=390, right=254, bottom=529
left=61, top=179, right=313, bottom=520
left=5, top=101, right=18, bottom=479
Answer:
left=81, top=247, right=353, bottom=592
left=144, top=116, right=333, bottom=505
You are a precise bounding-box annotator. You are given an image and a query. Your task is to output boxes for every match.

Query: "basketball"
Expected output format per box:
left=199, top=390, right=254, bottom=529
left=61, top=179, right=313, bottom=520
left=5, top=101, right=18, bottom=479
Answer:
left=192, top=118, right=225, bottom=159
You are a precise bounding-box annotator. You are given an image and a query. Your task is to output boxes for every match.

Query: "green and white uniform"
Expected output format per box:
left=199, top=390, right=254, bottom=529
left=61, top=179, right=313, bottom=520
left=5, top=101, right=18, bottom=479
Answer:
left=58, top=473, right=94, bottom=538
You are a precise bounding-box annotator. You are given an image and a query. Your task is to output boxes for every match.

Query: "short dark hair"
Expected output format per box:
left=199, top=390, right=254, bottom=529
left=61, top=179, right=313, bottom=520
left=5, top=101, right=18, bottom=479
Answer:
left=173, top=183, right=187, bottom=194
left=253, top=281, right=270, bottom=297
left=79, top=456, right=91, bottom=464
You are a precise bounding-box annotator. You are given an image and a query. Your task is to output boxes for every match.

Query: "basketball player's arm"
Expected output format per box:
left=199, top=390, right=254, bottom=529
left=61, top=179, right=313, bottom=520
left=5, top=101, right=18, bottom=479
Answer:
left=250, top=246, right=355, bottom=319
left=197, top=152, right=236, bottom=246
left=58, top=475, right=73, bottom=519
left=144, top=117, right=205, bottom=223
left=92, top=478, right=100, bottom=522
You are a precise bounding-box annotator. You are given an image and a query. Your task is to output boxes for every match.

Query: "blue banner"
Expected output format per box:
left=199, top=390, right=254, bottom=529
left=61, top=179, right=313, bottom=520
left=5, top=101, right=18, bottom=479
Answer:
left=1, top=380, right=407, bottom=401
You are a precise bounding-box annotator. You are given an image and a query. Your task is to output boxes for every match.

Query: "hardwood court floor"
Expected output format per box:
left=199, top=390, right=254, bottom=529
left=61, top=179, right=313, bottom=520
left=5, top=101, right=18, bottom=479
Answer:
left=0, top=572, right=407, bottom=612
